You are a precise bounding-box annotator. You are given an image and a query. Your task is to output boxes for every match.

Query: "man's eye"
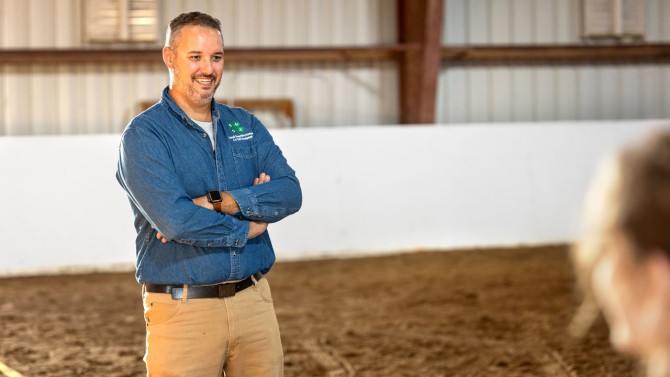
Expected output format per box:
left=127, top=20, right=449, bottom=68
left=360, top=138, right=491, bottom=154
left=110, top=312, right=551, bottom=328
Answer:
left=213, top=56, right=223, bottom=62
left=190, top=56, right=200, bottom=61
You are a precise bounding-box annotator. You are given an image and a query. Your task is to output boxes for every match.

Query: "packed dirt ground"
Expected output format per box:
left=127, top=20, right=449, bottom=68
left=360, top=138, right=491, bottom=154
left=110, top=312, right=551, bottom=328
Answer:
left=0, top=245, right=642, bottom=376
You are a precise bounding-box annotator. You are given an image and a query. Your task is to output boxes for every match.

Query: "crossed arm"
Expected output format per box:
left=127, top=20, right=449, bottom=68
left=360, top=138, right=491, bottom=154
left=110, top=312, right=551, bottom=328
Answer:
left=154, top=172, right=271, bottom=243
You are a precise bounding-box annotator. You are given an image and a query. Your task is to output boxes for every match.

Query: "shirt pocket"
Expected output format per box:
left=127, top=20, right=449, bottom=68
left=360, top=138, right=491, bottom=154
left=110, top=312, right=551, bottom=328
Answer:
left=231, top=146, right=257, bottom=159
left=230, top=145, right=259, bottom=186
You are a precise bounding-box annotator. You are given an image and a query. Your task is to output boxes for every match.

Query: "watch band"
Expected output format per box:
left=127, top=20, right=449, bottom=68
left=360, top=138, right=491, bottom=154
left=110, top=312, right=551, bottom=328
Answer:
left=207, top=190, right=223, bottom=212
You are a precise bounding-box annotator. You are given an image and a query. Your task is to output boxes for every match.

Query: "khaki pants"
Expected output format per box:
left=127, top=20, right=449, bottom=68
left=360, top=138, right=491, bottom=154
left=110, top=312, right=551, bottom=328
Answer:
left=142, top=277, right=284, bottom=377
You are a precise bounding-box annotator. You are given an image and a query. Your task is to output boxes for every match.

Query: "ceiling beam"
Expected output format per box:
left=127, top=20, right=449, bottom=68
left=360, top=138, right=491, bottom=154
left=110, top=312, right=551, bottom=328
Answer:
left=3, top=44, right=670, bottom=67
left=442, top=44, right=670, bottom=65
left=0, top=46, right=407, bottom=65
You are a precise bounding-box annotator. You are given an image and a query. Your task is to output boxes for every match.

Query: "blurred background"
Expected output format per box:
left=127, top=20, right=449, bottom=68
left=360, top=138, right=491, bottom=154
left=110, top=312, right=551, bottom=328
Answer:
left=1, top=0, right=669, bottom=274
left=1, top=0, right=668, bottom=135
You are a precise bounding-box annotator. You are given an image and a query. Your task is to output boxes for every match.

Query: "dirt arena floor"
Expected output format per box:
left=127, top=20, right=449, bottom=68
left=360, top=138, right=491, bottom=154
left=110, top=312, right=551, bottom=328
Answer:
left=0, top=245, right=643, bottom=377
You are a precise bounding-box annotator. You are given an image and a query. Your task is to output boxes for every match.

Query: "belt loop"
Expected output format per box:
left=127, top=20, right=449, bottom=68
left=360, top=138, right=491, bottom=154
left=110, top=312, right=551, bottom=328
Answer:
left=251, top=272, right=262, bottom=291
left=181, top=284, right=189, bottom=303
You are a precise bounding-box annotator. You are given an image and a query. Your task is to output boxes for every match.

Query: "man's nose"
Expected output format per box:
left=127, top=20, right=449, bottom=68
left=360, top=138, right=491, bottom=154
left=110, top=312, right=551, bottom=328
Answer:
left=200, top=59, right=213, bottom=75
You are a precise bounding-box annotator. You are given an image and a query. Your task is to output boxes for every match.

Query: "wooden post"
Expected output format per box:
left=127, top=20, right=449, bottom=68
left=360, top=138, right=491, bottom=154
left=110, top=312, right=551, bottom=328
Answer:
left=397, top=0, right=444, bottom=124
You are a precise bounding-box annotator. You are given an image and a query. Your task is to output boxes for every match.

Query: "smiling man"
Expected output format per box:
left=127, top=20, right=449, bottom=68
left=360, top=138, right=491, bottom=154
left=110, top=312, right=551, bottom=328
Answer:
left=116, top=11, right=302, bottom=377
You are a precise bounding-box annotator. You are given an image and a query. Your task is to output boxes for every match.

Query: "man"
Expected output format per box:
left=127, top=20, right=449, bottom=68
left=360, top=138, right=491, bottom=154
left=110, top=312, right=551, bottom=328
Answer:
left=116, top=11, right=301, bottom=376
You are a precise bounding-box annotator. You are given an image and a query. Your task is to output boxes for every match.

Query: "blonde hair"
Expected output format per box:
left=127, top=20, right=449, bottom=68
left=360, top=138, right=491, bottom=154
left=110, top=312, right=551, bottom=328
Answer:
left=571, top=129, right=670, bottom=336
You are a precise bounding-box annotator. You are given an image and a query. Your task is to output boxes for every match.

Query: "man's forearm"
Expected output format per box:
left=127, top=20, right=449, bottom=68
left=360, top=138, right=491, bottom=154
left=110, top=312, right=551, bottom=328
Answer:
left=193, top=172, right=271, bottom=214
left=221, top=192, right=241, bottom=214
left=192, top=191, right=239, bottom=214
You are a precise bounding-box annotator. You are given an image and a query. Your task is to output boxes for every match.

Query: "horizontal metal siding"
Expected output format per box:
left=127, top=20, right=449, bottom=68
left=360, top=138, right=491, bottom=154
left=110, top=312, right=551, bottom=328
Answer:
left=0, top=0, right=397, bottom=135
left=438, top=64, right=670, bottom=123
left=444, top=0, right=581, bottom=45
left=444, top=0, right=670, bottom=44
left=439, top=0, right=670, bottom=124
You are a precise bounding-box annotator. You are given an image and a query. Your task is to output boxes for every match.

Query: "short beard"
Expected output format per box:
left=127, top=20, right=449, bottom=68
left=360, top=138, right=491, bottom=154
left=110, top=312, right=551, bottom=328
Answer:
left=186, top=81, right=216, bottom=106
left=173, top=67, right=218, bottom=106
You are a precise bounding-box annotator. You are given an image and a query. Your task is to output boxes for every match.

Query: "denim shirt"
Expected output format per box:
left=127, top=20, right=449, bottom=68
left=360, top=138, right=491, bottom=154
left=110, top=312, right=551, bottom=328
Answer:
left=116, top=87, right=302, bottom=285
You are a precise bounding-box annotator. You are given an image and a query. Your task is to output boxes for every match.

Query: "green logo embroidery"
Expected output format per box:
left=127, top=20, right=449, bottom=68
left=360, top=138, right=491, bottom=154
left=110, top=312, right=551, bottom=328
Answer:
left=228, top=121, right=245, bottom=134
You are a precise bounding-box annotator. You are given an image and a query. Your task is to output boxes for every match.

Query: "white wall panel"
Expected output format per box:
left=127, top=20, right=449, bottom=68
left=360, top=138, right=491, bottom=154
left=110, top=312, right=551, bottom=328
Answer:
left=6, top=121, right=670, bottom=274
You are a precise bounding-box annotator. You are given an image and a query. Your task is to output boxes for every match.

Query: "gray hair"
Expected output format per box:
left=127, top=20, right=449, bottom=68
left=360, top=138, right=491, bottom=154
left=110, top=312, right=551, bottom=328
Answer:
left=165, top=11, right=222, bottom=49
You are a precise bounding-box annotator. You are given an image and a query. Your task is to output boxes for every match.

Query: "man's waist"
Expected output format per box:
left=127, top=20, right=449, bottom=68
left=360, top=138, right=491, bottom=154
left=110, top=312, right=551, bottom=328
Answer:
left=145, top=271, right=263, bottom=299
left=136, top=242, right=275, bottom=285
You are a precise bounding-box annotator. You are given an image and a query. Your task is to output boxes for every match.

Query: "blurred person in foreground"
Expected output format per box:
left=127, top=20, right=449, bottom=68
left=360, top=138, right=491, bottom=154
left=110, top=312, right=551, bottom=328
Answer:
left=116, top=11, right=301, bottom=376
left=572, top=129, right=670, bottom=377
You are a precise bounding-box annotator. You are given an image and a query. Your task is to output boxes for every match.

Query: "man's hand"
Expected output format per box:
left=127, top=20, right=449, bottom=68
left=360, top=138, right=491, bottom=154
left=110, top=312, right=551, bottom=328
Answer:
left=248, top=173, right=269, bottom=239
left=151, top=225, right=168, bottom=244
left=254, top=172, right=270, bottom=185
left=248, top=221, right=268, bottom=239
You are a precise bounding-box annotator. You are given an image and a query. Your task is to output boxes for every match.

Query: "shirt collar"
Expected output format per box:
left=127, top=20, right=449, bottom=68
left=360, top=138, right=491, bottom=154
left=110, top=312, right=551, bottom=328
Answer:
left=160, top=86, right=220, bottom=127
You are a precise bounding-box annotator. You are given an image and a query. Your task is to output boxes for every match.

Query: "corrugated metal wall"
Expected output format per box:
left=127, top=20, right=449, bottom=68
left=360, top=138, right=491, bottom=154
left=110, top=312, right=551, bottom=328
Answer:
left=2, top=1, right=670, bottom=135
left=444, top=0, right=670, bottom=44
left=438, top=0, right=670, bottom=123
left=0, top=0, right=397, bottom=135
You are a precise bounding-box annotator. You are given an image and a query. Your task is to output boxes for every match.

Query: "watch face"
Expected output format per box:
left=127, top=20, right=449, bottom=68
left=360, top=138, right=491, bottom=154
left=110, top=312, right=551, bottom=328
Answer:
left=207, top=191, right=223, bottom=202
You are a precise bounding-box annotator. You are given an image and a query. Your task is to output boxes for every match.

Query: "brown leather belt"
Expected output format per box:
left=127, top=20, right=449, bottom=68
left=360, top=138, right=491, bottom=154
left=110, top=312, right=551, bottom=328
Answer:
left=145, top=272, right=262, bottom=300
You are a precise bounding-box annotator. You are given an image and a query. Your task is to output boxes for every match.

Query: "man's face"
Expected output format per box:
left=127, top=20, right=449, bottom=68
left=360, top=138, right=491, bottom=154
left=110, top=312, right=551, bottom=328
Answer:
left=166, top=25, right=224, bottom=108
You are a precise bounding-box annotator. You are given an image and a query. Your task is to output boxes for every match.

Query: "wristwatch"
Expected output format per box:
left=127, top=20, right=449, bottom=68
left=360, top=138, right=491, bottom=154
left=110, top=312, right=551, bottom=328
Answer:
left=207, top=191, right=223, bottom=212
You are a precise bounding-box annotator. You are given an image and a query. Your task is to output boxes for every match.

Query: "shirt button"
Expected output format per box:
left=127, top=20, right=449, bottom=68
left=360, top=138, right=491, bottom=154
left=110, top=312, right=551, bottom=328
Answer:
left=207, top=242, right=212, bottom=246
left=202, top=133, right=207, bottom=138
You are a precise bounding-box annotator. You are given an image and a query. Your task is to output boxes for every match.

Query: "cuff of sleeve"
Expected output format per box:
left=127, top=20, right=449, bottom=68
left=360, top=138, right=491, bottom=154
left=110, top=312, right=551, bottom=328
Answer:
left=230, top=220, right=250, bottom=248
left=184, top=218, right=249, bottom=248
left=227, top=187, right=257, bottom=218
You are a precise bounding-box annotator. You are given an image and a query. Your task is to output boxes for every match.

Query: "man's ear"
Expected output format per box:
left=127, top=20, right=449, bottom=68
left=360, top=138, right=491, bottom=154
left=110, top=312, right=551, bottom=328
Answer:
left=162, top=47, right=174, bottom=68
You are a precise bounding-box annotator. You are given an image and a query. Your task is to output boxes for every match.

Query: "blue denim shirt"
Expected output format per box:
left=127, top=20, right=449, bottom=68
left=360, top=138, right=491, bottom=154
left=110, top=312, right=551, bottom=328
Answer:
left=116, top=87, right=302, bottom=285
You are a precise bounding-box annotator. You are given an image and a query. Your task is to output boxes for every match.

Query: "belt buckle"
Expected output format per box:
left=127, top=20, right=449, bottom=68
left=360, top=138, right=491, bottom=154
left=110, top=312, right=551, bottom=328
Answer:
left=218, top=283, right=236, bottom=298
left=170, top=287, right=184, bottom=300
